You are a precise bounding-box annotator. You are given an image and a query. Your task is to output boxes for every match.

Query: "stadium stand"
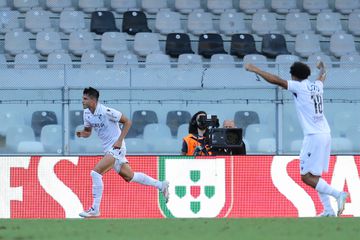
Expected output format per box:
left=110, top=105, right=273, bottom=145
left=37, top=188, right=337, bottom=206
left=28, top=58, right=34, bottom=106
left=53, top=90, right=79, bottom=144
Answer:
left=165, top=33, right=194, bottom=58
left=261, top=33, right=290, bottom=58
left=198, top=33, right=227, bottom=58
left=122, top=10, right=151, bottom=35
left=90, top=11, right=118, bottom=35
left=230, top=34, right=260, bottom=58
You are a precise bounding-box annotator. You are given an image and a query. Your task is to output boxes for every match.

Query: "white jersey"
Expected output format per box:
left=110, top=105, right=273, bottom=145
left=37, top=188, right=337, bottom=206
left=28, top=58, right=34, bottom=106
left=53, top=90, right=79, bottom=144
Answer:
left=287, top=79, right=330, bottom=135
left=83, top=103, right=126, bottom=152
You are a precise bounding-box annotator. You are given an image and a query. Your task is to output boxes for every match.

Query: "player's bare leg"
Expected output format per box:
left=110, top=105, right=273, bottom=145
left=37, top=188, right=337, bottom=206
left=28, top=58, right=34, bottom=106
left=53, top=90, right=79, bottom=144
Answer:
left=120, top=163, right=170, bottom=203
left=301, top=173, right=348, bottom=217
left=79, top=154, right=115, bottom=218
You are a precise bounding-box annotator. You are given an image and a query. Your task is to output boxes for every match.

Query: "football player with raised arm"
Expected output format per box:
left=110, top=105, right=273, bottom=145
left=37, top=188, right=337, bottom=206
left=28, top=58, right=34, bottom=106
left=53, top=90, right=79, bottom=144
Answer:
left=77, top=87, right=169, bottom=218
left=245, top=61, right=348, bottom=217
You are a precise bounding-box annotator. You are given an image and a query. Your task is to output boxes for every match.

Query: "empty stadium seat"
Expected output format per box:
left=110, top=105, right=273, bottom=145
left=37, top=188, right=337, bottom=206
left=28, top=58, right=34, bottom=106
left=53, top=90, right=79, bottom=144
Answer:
left=207, top=0, right=233, bottom=14
left=165, top=33, right=194, bottom=58
left=244, top=124, right=274, bottom=151
left=40, top=124, right=62, bottom=153
left=294, top=32, right=321, bottom=58
left=177, top=53, right=203, bottom=68
left=271, top=0, right=298, bottom=14
left=187, top=11, right=214, bottom=35
left=81, top=50, right=107, bottom=69
left=330, top=32, right=357, bottom=58
left=285, top=12, right=311, bottom=36
left=6, top=125, right=36, bottom=151
left=142, top=0, right=168, bottom=14
left=78, top=0, right=105, bottom=13
left=198, top=33, right=227, bottom=58
left=133, top=32, right=160, bottom=57
left=234, top=111, right=260, bottom=135
left=125, top=138, right=150, bottom=153
left=335, top=0, right=360, bottom=14
left=257, top=138, right=276, bottom=153
left=113, top=51, right=138, bottom=68
left=5, top=31, right=33, bottom=56
left=90, top=11, right=118, bottom=35
left=0, top=10, right=20, bottom=33
left=166, top=110, right=191, bottom=137
left=13, top=0, right=39, bottom=13
left=210, top=54, right=235, bottom=68
left=69, top=110, right=83, bottom=139
left=0, top=110, right=25, bottom=136
left=36, top=31, right=62, bottom=56
left=316, top=12, right=342, bottom=36
left=17, top=141, right=45, bottom=153
left=122, top=11, right=151, bottom=35
left=46, top=0, right=73, bottom=13
left=101, top=32, right=127, bottom=56
left=340, top=53, right=360, bottom=68
left=251, top=12, right=278, bottom=36
left=230, top=33, right=259, bottom=58
left=127, top=110, right=158, bottom=138
left=175, top=0, right=201, bottom=14
left=111, top=0, right=138, bottom=13
left=219, top=11, right=247, bottom=35
left=348, top=11, right=360, bottom=36
left=31, top=110, right=58, bottom=139
left=59, top=11, right=86, bottom=34
left=25, top=10, right=52, bottom=34
left=143, top=123, right=172, bottom=139
left=68, top=31, right=95, bottom=56
left=303, top=0, right=329, bottom=14
left=14, top=53, right=40, bottom=69
left=261, top=34, right=290, bottom=58
left=145, top=53, right=171, bottom=68
left=243, top=54, right=268, bottom=67
left=307, top=53, right=332, bottom=68
left=47, top=52, right=72, bottom=69
left=155, top=10, right=182, bottom=35
left=239, top=0, right=266, bottom=14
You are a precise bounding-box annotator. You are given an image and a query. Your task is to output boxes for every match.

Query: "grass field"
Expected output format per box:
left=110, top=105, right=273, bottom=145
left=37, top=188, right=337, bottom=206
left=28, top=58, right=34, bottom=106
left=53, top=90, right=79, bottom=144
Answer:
left=1, top=218, right=359, bottom=240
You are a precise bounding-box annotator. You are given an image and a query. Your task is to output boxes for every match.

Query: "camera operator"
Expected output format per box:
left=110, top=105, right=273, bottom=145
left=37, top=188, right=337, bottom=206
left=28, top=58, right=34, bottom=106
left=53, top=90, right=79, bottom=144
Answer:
left=181, top=111, right=212, bottom=156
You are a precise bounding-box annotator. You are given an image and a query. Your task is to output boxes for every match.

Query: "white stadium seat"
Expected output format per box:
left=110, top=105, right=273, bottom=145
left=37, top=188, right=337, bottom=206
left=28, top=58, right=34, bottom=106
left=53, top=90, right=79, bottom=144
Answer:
left=133, top=32, right=160, bottom=57
left=25, top=10, right=52, bottom=34
left=145, top=53, right=171, bottom=68
left=78, top=0, right=105, bottom=13
left=252, top=12, right=278, bottom=36
left=5, top=30, right=33, bottom=56
left=81, top=50, right=107, bottom=69
left=219, top=11, right=247, bottom=35
left=348, top=10, right=360, bottom=36
left=243, top=54, right=268, bottom=68
left=40, top=124, right=62, bottom=153
left=239, top=0, right=266, bottom=14
left=335, top=0, right=360, bottom=14
left=59, top=11, right=86, bottom=34
left=101, top=32, right=128, bottom=56
left=17, top=141, right=45, bottom=153
left=295, top=32, right=321, bottom=58
left=142, top=0, right=168, bottom=14
left=177, top=54, right=203, bottom=69
left=13, top=0, right=39, bottom=13
left=210, top=54, right=235, bottom=68
left=155, top=10, right=183, bottom=35
left=303, top=0, right=329, bottom=14
left=271, top=0, right=298, bottom=14
left=285, top=12, right=311, bottom=36
left=207, top=0, right=233, bottom=15
left=46, top=0, right=73, bottom=13
left=0, top=10, right=20, bottom=33
left=111, top=0, right=138, bottom=13
left=340, top=53, right=360, bottom=68
left=175, top=0, right=201, bottom=14
left=14, top=53, right=40, bottom=69
left=113, top=51, right=138, bottom=69
left=187, top=11, right=214, bottom=35
left=330, top=32, right=357, bottom=58
left=68, top=31, right=95, bottom=56
left=316, top=12, right=342, bottom=36
left=36, top=31, right=62, bottom=56
left=6, top=125, right=36, bottom=151
left=47, top=52, right=72, bottom=69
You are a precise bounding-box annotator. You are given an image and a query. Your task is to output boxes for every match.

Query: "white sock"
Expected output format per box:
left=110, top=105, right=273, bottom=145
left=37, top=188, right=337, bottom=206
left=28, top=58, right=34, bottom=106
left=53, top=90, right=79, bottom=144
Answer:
left=318, top=192, right=333, bottom=212
left=131, top=172, right=163, bottom=190
left=315, top=178, right=341, bottom=199
left=91, top=170, right=103, bottom=212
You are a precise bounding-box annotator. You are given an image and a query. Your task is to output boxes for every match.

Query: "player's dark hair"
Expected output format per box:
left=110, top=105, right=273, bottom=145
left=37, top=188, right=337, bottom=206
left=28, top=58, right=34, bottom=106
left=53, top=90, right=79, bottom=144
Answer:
left=83, top=87, right=99, bottom=100
left=189, top=111, right=207, bottom=135
left=290, top=62, right=311, bottom=80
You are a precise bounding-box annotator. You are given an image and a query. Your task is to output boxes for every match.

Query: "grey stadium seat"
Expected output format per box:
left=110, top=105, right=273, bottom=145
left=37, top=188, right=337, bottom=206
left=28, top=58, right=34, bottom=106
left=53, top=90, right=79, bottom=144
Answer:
left=46, top=0, right=73, bottom=13
left=251, top=12, right=278, bottom=36
left=187, top=11, right=214, bottom=36
left=25, top=10, right=52, bottom=34
left=78, top=0, right=105, bottom=13
left=59, top=11, right=86, bottom=34
left=330, top=32, right=357, bottom=58
left=271, top=0, right=298, bottom=14
left=133, top=32, right=160, bottom=57
left=155, top=10, right=182, bottom=35
left=101, top=32, right=128, bottom=56
left=207, top=0, right=233, bottom=15
left=13, top=0, right=39, bottom=13
left=175, top=0, right=201, bottom=14
left=47, top=52, right=72, bottom=69
left=81, top=50, right=107, bottom=69
left=303, top=0, right=329, bottom=14
left=36, top=31, right=62, bottom=56
left=145, top=53, right=171, bottom=69
left=68, top=31, right=95, bottom=56
left=348, top=11, right=360, bottom=36
left=111, top=0, right=138, bottom=13
left=316, top=12, right=342, bottom=36
left=295, top=32, right=321, bottom=58
left=5, top=30, right=33, bottom=56
left=14, top=53, right=40, bottom=69
left=219, top=11, right=247, bottom=36
left=239, top=0, right=266, bottom=14
left=285, top=12, right=311, bottom=36
left=335, top=0, right=360, bottom=14
left=0, top=10, right=20, bottom=33
left=141, top=0, right=168, bottom=14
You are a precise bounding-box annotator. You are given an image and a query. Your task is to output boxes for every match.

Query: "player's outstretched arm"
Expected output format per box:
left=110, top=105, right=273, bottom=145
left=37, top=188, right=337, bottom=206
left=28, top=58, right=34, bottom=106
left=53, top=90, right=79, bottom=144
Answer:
left=316, top=61, right=327, bottom=82
left=245, top=64, right=288, bottom=89
left=113, top=114, right=132, bottom=148
left=76, top=127, right=92, bottom=138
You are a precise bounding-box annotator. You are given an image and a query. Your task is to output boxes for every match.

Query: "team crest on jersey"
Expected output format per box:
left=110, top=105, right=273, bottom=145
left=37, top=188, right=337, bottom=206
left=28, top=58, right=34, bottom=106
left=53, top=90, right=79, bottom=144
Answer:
left=158, top=157, right=233, bottom=218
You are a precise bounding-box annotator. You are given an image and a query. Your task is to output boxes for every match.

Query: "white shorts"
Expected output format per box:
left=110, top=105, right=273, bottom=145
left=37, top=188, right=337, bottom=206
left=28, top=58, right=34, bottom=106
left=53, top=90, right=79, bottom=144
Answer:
left=299, top=133, right=331, bottom=176
left=105, top=148, right=129, bottom=173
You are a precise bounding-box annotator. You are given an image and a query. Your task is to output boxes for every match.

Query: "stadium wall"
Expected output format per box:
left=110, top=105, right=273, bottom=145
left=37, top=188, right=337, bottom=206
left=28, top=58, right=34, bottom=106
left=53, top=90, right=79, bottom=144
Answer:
left=1, top=155, right=359, bottom=219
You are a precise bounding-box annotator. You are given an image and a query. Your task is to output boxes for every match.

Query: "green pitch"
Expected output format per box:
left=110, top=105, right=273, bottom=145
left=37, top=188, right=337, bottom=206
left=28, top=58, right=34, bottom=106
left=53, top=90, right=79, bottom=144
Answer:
left=1, top=218, right=359, bottom=240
